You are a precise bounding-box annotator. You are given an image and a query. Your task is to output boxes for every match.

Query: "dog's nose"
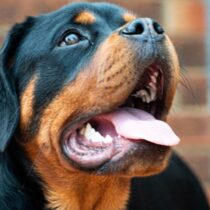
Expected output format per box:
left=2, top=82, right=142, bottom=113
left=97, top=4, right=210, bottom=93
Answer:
left=121, top=18, right=165, bottom=41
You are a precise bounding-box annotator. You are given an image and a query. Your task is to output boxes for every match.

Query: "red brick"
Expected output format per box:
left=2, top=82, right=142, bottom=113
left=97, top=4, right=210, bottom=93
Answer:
left=168, top=114, right=210, bottom=138
left=0, top=37, right=3, bottom=44
left=177, top=70, right=207, bottom=105
left=171, top=36, right=205, bottom=67
left=0, top=25, right=10, bottom=45
left=164, top=0, right=205, bottom=38
left=90, top=0, right=162, bottom=22
left=0, top=0, right=163, bottom=43
left=177, top=135, right=210, bottom=145
left=120, top=1, right=162, bottom=23
left=0, top=0, right=162, bottom=24
left=0, top=0, right=71, bottom=24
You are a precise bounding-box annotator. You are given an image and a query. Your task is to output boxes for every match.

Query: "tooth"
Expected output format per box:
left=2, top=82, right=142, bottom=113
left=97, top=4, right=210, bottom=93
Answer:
left=145, top=95, right=151, bottom=103
left=132, top=89, right=145, bottom=98
left=149, top=82, right=156, bottom=90
left=86, top=123, right=92, bottom=131
left=150, top=88, right=157, bottom=101
left=132, top=92, right=140, bottom=98
left=132, top=89, right=153, bottom=103
left=89, top=128, right=96, bottom=141
left=141, top=90, right=151, bottom=103
left=154, top=72, right=159, bottom=77
left=91, top=131, right=104, bottom=143
left=103, top=135, right=112, bottom=143
left=148, top=82, right=157, bottom=101
left=80, top=127, right=85, bottom=135
left=150, top=76, right=157, bottom=83
left=142, top=95, right=147, bottom=103
left=148, top=84, right=157, bottom=102
left=139, top=90, right=148, bottom=97
left=84, top=123, right=93, bottom=140
left=85, top=124, right=113, bottom=144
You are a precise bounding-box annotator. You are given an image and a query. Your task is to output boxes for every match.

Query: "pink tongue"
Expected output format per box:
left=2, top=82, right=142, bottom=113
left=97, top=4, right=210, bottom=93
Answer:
left=100, top=107, right=180, bottom=146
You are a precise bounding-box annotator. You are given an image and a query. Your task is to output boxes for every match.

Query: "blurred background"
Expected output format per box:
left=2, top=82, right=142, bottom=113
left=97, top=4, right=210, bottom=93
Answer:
left=0, top=0, right=209, bottom=203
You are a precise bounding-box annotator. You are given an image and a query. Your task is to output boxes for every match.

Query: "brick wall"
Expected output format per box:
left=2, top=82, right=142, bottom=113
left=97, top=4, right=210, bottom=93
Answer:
left=0, top=0, right=209, bottom=203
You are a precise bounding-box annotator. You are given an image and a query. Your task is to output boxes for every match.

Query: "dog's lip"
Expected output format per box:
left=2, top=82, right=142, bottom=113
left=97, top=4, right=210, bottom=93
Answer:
left=61, top=62, right=166, bottom=138
left=61, top=107, right=179, bottom=169
left=132, top=63, right=164, bottom=98
left=62, top=119, right=135, bottom=169
left=124, top=62, right=165, bottom=118
left=63, top=131, right=115, bottom=169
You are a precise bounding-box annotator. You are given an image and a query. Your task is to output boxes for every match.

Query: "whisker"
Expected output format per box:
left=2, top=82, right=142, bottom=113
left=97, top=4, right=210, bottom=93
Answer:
left=179, top=66, right=200, bottom=107
left=167, top=66, right=200, bottom=107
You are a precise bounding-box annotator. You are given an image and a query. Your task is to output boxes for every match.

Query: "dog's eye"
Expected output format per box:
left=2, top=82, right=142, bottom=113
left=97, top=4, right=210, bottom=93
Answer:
left=60, top=33, right=81, bottom=46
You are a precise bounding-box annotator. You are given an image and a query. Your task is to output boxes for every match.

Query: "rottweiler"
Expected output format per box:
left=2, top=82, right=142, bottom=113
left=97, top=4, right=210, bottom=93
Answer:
left=0, top=2, right=209, bottom=210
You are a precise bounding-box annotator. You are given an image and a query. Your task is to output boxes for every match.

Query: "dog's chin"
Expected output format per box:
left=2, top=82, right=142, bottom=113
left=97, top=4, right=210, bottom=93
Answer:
left=62, top=129, right=171, bottom=176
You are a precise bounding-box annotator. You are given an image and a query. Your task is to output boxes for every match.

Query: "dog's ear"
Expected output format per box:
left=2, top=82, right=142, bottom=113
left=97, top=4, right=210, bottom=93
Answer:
left=0, top=17, right=34, bottom=152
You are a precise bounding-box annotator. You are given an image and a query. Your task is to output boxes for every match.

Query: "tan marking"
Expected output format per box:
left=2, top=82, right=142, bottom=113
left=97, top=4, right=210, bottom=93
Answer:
left=20, top=76, right=36, bottom=130
left=46, top=176, right=130, bottom=210
left=123, top=13, right=137, bottom=23
left=75, top=11, right=96, bottom=25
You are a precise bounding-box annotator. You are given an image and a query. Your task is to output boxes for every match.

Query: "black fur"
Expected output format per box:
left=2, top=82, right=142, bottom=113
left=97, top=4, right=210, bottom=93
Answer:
left=0, top=142, right=45, bottom=210
left=0, top=2, right=209, bottom=210
left=0, top=18, right=45, bottom=210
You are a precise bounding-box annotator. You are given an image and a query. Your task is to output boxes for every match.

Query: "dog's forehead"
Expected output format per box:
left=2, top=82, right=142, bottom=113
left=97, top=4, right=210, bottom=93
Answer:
left=44, top=2, right=129, bottom=25
left=17, top=2, right=135, bottom=59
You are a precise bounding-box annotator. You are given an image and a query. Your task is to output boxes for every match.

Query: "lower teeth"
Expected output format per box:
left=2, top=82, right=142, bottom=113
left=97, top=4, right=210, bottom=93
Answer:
left=79, top=123, right=113, bottom=144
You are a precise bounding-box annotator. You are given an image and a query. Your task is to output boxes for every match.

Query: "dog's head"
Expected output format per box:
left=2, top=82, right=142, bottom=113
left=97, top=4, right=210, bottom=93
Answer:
left=0, top=3, right=179, bottom=179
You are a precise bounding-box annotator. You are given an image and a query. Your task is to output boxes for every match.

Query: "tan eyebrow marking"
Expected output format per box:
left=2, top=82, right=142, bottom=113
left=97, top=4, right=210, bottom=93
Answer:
left=123, top=13, right=137, bottom=23
left=74, top=11, right=96, bottom=25
left=20, top=76, right=37, bottom=129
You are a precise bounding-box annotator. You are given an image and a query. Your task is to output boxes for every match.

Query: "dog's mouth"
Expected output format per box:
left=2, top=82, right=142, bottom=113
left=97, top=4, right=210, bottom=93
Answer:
left=62, top=63, right=179, bottom=170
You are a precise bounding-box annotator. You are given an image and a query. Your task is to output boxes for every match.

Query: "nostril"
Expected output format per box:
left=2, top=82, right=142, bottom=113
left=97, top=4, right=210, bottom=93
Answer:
left=135, top=22, right=144, bottom=35
left=121, top=18, right=165, bottom=40
left=153, top=21, right=164, bottom=35
left=122, top=20, right=145, bottom=35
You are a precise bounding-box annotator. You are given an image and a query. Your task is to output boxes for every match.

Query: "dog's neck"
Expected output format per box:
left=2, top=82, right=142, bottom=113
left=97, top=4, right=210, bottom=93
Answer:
left=45, top=175, right=131, bottom=210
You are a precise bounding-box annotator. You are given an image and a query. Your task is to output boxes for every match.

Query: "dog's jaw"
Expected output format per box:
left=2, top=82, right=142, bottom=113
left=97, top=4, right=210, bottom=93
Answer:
left=45, top=176, right=130, bottom=210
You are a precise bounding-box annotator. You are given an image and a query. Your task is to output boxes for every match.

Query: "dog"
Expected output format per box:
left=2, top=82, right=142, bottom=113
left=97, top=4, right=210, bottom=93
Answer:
left=0, top=2, right=209, bottom=210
